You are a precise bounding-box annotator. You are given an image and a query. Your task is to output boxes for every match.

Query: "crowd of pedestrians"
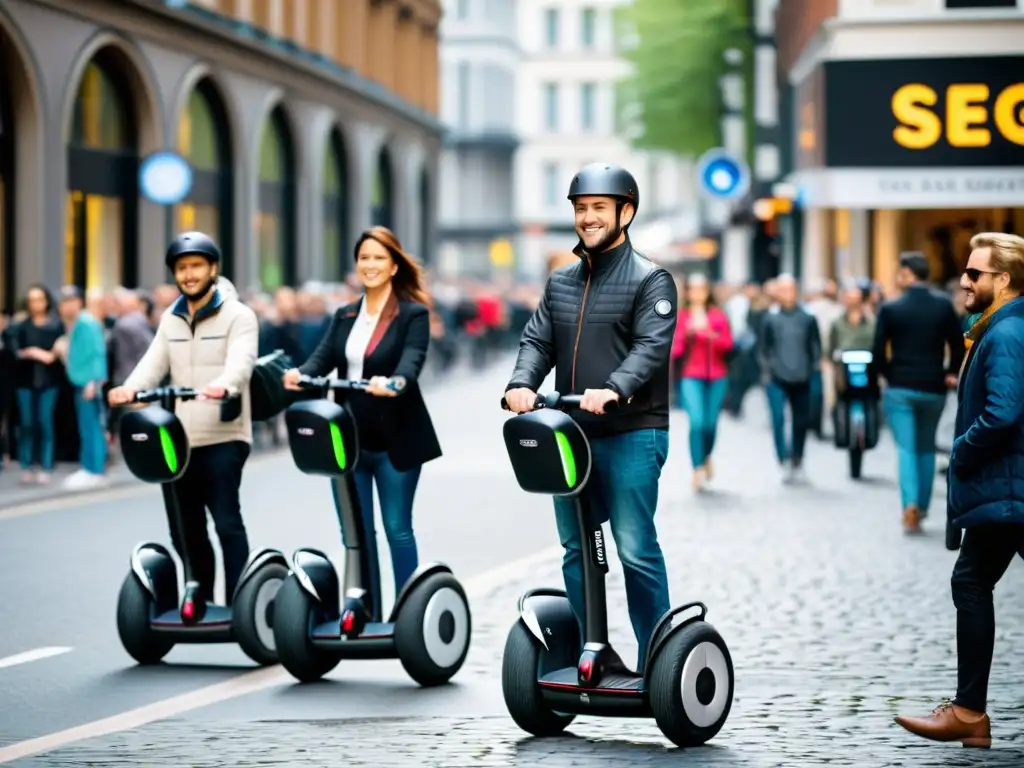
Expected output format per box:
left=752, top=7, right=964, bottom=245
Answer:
left=0, top=272, right=543, bottom=490
left=669, top=259, right=972, bottom=527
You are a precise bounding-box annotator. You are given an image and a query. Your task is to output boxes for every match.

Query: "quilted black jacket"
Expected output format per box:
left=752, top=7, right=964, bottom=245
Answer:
left=506, top=237, right=678, bottom=438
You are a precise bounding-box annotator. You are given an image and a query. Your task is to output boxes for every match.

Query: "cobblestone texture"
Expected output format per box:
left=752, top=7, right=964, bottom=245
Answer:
left=21, top=398, right=1024, bottom=766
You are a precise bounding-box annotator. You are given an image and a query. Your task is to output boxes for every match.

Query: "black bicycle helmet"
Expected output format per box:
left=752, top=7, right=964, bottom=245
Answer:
left=567, top=163, right=640, bottom=213
left=165, top=231, right=221, bottom=269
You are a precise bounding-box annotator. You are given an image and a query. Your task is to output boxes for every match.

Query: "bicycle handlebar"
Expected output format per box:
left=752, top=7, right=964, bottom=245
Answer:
left=500, top=392, right=620, bottom=413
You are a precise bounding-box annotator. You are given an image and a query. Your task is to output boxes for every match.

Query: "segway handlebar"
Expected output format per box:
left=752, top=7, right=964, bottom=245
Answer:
left=500, top=391, right=621, bottom=413
left=295, top=374, right=404, bottom=393
left=132, top=386, right=240, bottom=404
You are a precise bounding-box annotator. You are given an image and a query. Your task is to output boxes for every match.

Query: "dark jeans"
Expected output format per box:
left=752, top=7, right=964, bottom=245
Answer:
left=334, top=450, right=421, bottom=609
left=766, top=379, right=811, bottom=465
left=16, top=387, right=58, bottom=471
left=952, top=524, right=1024, bottom=713
left=74, top=388, right=107, bottom=474
left=167, top=440, right=251, bottom=604
left=553, top=428, right=671, bottom=672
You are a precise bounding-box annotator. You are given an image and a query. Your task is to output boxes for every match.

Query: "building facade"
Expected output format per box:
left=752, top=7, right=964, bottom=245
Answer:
left=437, top=0, right=520, bottom=278
left=0, top=0, right=442, bottom=310
left=774, top=0, right=1024, bottom=293
left=514, top=0, right=691, bottom=279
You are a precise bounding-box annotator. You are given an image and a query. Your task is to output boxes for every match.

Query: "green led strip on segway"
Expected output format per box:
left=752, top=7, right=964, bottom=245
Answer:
left=330, top=422, right=347, bottom=471
left=554, top=430, right=576, bottom=488
left=158, top=426, right=178, bottom=474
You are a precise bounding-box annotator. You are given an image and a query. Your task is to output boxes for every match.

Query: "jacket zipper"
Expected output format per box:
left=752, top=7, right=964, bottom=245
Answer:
left=570, top=269, right=592, bottom=392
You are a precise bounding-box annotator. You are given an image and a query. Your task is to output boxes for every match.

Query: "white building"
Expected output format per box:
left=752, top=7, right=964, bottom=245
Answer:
left=437, top=0, right=522, bottom=278
left=515, top=0, right=696, bottom=279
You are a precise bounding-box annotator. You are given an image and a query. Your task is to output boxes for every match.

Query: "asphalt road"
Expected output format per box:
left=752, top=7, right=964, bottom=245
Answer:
left=3, top=365, right=1024, bottom=766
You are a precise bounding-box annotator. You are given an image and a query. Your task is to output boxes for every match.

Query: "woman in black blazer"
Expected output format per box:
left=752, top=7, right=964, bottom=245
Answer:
left=283, top=226, right=442, bottom=606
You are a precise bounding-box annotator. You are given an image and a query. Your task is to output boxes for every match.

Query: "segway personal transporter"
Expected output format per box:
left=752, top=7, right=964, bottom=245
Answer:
left=499, top=392, right=734, bottom=747
left=832, top=349, right=881, bottom=479
left=115, top=386, right=289, bottom=665
left=272, top=374, right=472, bottom=685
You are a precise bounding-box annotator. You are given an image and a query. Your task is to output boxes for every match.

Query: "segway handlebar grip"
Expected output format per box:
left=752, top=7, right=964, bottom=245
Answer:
left=133, top=386, right=200, bottom=404
left=297, top=375, right=402, bottom=393
left=501, top=392, right=621, bottom=413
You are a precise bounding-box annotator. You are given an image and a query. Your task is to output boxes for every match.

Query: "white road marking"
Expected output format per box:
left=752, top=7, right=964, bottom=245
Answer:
left=0, top=544, right=564, bottom=764
left=0, top=647, right=73, bottom=670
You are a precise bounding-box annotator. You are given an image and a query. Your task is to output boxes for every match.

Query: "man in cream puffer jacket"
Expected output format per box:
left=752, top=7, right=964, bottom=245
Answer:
left=109, top=232, right=258, bottom=604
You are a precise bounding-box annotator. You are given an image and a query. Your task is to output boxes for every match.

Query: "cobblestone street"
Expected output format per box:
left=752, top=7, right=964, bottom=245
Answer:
left=18, top=391, right=1024, bottom=766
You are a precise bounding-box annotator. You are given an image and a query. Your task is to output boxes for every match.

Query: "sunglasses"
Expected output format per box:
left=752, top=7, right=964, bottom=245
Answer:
left=964, top=268, right=1004, bottom=282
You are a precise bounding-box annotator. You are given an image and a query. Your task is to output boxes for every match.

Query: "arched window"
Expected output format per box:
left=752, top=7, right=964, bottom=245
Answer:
left=66, top=49, right=139, bottom=290
left=322, top=129, right=348, bottom=283
left=256, top=106, right=295, bottom=291
left=177, top=79, right=234, bottom=276
left=371, top=146, right=393, bottom=229
left=419, top=169, right=431, bottom=267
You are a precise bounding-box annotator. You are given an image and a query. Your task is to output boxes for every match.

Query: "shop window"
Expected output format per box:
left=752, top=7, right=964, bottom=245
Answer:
left=322, top=129, right=348, bottom=283
left=256, top=105, right=295, bottom=290
left=66, top=49, right=138, bottom=290
left=177, top=79, right=233, bottom=275
left=372, top=146, right=393, bottom=229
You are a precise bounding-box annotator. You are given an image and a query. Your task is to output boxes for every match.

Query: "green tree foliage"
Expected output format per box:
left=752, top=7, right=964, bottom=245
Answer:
left=617, top=0, right=752, bottom=158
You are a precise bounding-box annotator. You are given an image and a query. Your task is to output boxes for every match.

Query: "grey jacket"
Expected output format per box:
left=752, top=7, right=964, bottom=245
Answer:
left=111, top=311, right=155, bottom=386
left=759, top=308, right=821, bottom=384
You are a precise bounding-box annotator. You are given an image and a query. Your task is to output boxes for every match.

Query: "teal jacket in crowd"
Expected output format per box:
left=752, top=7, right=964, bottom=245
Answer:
left=65, top=311, right=108, bottom=387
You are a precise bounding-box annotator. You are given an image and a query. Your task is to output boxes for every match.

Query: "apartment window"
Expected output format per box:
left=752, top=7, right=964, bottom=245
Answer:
left=580, top=8, right=597, bottom=48
left=543, top=82, right=559, bottom=131
left=458, top=62, right=470, bottom=130
left=945, top=0, right=1016, bottom=7
left=545, top=8, right=560, bottom=48
left=580, top=82, right=597, bottom=132
left=544, top=162, right=560, bottom=208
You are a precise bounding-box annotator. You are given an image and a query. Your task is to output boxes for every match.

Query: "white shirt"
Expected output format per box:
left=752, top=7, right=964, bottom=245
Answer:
left=345, top=297, right=383, bottom=381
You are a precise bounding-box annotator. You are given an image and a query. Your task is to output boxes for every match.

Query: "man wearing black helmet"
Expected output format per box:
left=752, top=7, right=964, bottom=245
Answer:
left=504, top=163, right=677, bottom=672
left=108, top=232, right=260, bottom=605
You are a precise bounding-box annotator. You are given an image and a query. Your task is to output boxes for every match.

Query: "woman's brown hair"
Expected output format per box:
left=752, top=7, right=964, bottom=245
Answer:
left=354, top=226, right=432, bottom=309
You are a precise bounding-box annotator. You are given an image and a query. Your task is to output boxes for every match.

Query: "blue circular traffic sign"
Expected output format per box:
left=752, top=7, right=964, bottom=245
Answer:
left=139, top=151, right=193, bottom=205
left=696, top=149, right=750, bottom=201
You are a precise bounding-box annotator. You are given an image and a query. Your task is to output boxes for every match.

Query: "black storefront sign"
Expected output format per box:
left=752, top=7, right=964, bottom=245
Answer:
left=823, top=56, right=1024, bottom=168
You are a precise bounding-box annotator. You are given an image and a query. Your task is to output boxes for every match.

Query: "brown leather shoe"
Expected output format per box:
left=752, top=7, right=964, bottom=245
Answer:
left=902, top=504, right=922, bottom=533
left=894, top=701, right=991, bottom=748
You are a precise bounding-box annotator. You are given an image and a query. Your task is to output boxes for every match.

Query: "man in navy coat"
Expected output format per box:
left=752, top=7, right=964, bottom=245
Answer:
left=895, top=232, right=1024, bottom=749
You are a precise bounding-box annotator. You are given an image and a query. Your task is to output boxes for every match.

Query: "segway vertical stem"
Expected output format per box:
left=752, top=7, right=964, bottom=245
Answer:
left=156, top=390, right=205, bottom=626
left=334, top=474, right=379, bottom=623
left=577, top=493, right=610, bottom=645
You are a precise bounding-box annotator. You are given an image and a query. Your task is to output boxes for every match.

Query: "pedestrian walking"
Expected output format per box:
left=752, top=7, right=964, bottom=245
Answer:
left=872, top=251, right=963, bottom=533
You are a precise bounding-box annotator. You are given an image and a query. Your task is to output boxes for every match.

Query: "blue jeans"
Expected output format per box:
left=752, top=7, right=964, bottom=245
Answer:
left=74, top=388, right=108, bottom=474
left=553, top=428, right=671, bottom=671
left=680, top=377, right=728, bottom=468
left=334, top=450, right=421, bottom=610
left=16, top=387, right=58, bottom=471
left=765, top=379, right=811, bottom=465
left=883, top=387, right=946, bottom=513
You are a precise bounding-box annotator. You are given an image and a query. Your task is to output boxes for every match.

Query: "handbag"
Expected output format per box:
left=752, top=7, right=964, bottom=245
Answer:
left=249, top=349, right=294, bottom=422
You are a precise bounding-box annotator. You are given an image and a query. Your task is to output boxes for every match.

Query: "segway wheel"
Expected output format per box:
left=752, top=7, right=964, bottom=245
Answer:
left=394, top=572, right=472, bottom=687
left=272, top=574, right=341, bottom=682
left=501, top=621, right=575, bottom=736
left=849, top=447, right=863, bottom=479
left=232, top=562, right=288, bottom=666
left=116, top=572, right=174, bottom=665
left=648, top=620, right=734, bottom=748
